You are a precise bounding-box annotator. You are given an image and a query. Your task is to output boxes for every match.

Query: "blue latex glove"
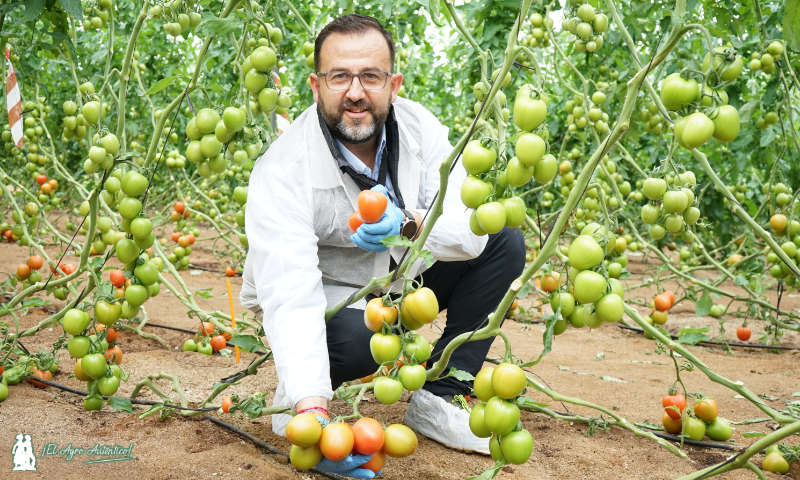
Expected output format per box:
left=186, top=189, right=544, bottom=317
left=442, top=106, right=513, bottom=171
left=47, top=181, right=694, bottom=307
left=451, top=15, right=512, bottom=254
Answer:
left=351, top=185, right=403, bottom=252
left=316, top=454, right=380, bottom=478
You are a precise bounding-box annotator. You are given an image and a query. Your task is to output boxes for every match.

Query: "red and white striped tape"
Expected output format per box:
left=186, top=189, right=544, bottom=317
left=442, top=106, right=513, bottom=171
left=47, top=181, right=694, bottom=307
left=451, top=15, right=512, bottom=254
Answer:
left=5, top=46, right=24, bottom=148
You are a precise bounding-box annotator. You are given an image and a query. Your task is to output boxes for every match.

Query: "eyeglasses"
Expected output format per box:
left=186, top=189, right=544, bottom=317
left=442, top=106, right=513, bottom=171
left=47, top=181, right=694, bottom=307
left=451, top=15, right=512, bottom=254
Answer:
left=317, top=69, right=391, bottom=91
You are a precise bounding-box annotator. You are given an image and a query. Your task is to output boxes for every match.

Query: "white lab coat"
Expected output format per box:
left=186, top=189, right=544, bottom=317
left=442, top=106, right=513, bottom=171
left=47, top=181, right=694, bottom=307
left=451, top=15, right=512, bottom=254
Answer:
left=240, top=97, right=487, bottom=413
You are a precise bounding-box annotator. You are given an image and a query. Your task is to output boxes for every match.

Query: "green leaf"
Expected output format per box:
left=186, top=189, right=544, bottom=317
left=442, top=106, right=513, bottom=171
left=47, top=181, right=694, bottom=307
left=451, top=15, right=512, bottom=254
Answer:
left=21, top=297, right=46, bottom=308
left=146, top=76, right=177, bottom=96
left=22, top=0, right=44, bottom=22
left=428, top=0, right=444, bottom=26
left=57, top=0, right=83, bottom=20
left=784, top=0, right=800, bottom=50
left=695, top=290, right=712, bottom=317
left=447, top=367, right=475, bottom=382
left=734, top=275, right=749, bottom=287
left=382, top=235, right=413, bottom=248
left=109, top=396, right=133, bottom=413
left=741, top=431, right=767, bottom=438
left=227, top=334, right=265, bottom=353
left=677, top=327, right=710, bottom=345
left=516, top=396, right=549, bottom=410
left=467, top=461, right=504, bottom=480
left=196, top=16, right=244, bottom=37
left=194, top=288, right=213, bottom=299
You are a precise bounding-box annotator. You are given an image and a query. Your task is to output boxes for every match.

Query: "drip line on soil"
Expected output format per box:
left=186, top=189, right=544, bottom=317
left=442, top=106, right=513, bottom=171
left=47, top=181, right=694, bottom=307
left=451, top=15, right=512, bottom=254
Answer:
left=616, top=324, right=800, bottom=350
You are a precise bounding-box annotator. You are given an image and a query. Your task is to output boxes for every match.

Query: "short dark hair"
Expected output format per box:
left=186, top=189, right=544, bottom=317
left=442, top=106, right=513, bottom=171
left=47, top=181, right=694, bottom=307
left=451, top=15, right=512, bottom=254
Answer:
left=314, top=14, right=395, bottom=72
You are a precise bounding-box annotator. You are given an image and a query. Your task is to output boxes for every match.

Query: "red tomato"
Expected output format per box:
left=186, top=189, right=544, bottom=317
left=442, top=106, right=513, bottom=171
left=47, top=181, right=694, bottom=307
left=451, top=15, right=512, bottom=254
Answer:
left=16, top=264, right=31, bottom=279
left=61, top=263, right=76, bottom=275
left=352, top=417, right=385, bottom=455
left=736, top=325, right=751, bottom=341
left=662, top=393, right=687, bottom=420
left=36, top=174, right=48, bottom=185
left=104, top=345, right=123, bottom=365
left=27, top=368, right=53, bottom=388
left=109, top=269, right=126, bottom=288
left=319, top=422, right=354, bottom=461
left=357, top=190, right=387, bottom=223
left=198, top=322, right=215, bottom=337
left=349, top=211, right=364, bottom=232
left=225, top=266, right=236, bottom=277
left=654, top=291, right=675, bottom=312
left=174, top=201, right=186, bottom=214
left=170, top=231, right=181, bottom=242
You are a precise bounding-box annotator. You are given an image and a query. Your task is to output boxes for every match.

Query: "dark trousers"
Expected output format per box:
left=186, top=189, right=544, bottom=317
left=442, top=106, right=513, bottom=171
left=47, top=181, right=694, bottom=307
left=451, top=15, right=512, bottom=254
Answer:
left=327, top=227, right=526, bottom=396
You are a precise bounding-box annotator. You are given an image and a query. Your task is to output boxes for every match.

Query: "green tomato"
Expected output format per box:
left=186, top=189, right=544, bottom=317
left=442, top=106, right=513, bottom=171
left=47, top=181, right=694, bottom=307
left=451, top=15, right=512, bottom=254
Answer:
left=121, top=170, right=148, bottom=197
left=81, top=353, right=108, bottom=379
left=197, top=341, right=213, bottom=355
left=403, top=334, right=432, bottom=363
left=502, top=197, right=526, bottom=228
left=374, top=376, right=403, bottom=405
left=462, top=140, right=496, bottom=175
left=595, top=293, right=624, bottom=323
left=94, top=301, right=121, bottom=326
left=484, top=396, right=520, bottom=435
left=124, top=284, right=148, bottom=307
left=573, top=270, right=607, bottom=304
left=134, top=262, right=159, bottom=286
left=182, top=339, right=198, bottom=352
left=550, top=292, right=576, bottom=317
left=534, top=153, right=557, bottom=183
left=369, top=333, right=402, bottom=365
left=568, top=235, right=604, bottom=270
left=680, top=112, right=715, bottom=149
left=705, top=417, right=733, bottom=441
left=97, top=375, right=120, bottom=396
left=642, top=178, right=667, bottom=201
left=500, top=429, right=534, bottom=465
left=762, top=451, right=789, bottom=474
left=515, top=133, right=545, bottom=167
left=62, top=308, right=90, bottom=335
left=84, top=394, right=104, bottom=411
left=476, top=202, right=507, bottom=235
left=506, top=157, right=533, bottom=187
left=460, top=176, right=492, bottom=209
left=117, top=197, right=142, bottom=220
left=0, top=382, right=8, bottom=402
left=398, top=364, right=426, bottom=391
left=712, top=105, right=740, bottom=142
left=68, top=335, right=91, bottom=358
left=683, top=416, right=706, bottom=441
left=469, top=402, right=492, bottom=438
left=473, top=367, right=495, bottom=401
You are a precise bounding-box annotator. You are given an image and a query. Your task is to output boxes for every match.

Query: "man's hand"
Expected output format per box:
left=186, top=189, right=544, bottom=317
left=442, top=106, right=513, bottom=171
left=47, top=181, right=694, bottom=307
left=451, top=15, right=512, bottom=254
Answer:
left=316, top=454, right=379, bottom=478
left=351, top=185, right=403, bottom=252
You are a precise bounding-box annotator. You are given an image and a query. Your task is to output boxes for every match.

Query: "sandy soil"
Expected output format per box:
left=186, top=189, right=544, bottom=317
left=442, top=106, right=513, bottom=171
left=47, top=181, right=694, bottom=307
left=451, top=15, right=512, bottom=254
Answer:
left=1, top=234, right=799, bottom=480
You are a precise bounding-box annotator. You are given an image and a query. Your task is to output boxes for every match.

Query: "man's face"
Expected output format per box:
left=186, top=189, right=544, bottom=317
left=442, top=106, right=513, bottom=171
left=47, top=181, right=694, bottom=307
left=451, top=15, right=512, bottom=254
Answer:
left=310, top=29, right=403, bottom=144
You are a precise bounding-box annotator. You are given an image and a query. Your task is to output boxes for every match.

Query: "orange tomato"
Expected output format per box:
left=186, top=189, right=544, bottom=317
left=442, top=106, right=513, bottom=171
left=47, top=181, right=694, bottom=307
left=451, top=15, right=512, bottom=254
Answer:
left=221, top=396, right=233, bottom=413
left=364, top=297, right=398, bottom=332
left=27, top=255, right=44, bottom=270
left=662, top=410, right=682, bottom=434
left=27, top=368, right=53, bottom=388
left=174, top=201, right=186, bottom=214
left=770, top=213, right=787, bottom=233
left=210, top=335, right=226, bottom=352
left=319, top=422, right=354, bottom=461
left=221, top=331, right=232, bottom=341
left=74, top=359, right=90, bottom=381
left=654, top=291, right=675, bottom=312
left=47, top=178, right=58, bottom=190
left=104, top=345, right=123, bottom=365
left=348, top=211, right=364, bottom=232
left=352, top=417, right=385, bottom=455
left=61, top=263, right=76, bottom=275
left=541, top=272, right=560, bottom=293
left=40, top=183, right=52, bottom=194
left=16, top=263, right=31, bottom=279
left=361, top=450, right=385, bottom=473
left=357, top=190, right=387, bottom=223
left=286, top=412, right=323, bottom=448
left=97, top=325, right=120, bottom=343
left=170, top=231, right=181, bottom=242
left=225, top=266, right=236, bottom=277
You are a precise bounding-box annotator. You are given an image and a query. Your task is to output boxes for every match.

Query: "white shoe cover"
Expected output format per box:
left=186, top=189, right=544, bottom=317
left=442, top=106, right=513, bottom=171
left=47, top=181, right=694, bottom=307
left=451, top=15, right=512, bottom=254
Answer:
left=403, top=388, right=490, bottom=455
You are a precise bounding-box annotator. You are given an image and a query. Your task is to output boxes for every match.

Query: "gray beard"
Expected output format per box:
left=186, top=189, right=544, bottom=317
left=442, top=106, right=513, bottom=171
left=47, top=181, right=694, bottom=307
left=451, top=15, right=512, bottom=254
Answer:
left=319, top=97, right=389, bottom=144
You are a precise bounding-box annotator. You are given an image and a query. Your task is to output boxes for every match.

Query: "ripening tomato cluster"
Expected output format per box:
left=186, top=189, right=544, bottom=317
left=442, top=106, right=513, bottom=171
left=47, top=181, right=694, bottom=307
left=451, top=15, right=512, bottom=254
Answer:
left=748, top=40, right=784, bottom=76
left=764, top=212, right=800, bottom=282
left=363, top=291, right=437, bottom=403
left=519, top=12, right=552, bottom=49
left=646, top=290, right=675, bottom=329
left=14, top=255, right=44, bottom=284
left=550, top=228, right=625, bottom=332
left=182, top=322, right=230, bottom=355
left=61, top=305, right=125, bottom=411
left=349, top=189, right=388, bottom=232
left=564, top=89, right=610, bottom=134
left=470, top=363, right=534, bottom=465
left=286, top=414, right=417, bottom=473
left=562, top=2, right=609, bottom=54
left=462, top=83, right=554, bottom=236
left=660, top=394, right=733, bottom=443
left=639, top=173, right=701, bottom=241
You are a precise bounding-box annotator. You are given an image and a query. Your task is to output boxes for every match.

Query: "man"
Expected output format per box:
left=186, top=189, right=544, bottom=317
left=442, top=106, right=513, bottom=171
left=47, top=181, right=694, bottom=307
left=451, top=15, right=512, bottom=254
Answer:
left=240, top=13, right=524, bottom=469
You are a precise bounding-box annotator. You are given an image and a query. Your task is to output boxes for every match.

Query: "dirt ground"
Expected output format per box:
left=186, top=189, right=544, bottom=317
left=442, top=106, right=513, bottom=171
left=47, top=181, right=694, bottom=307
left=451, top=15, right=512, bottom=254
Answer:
left=1, top=234, right=799, bottom=480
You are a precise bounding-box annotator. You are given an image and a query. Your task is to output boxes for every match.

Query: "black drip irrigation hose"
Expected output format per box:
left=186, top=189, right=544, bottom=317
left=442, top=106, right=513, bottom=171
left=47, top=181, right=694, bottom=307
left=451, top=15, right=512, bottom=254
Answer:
left=616, top=324, right=800, bottom=351
left=186, top=263, right=241, bottom=276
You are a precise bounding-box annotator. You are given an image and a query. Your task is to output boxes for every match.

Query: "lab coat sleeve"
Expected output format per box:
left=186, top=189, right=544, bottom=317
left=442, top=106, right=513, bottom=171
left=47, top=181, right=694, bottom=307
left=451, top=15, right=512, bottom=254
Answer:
left=414, top=111, right=488, bottom=261
left=244, top=151, right=333, bottom=407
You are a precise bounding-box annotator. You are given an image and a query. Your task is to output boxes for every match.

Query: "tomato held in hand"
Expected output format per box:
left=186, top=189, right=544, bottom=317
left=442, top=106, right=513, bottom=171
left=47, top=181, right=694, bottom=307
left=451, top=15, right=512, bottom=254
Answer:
left=361, top=450, right=385, bottom=473
left=348, top=211, right=364, bottom=232
left=352, top=417, right=385, bottom=455
left=357, top=190, right=388, bottom=223
left=319, top=422, right=354, bottom=461
left=662, top=393, right=686, bottom=420
left=290, top=444, right=323, bottom=471
left=286, top=412, right=322, bottom=447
